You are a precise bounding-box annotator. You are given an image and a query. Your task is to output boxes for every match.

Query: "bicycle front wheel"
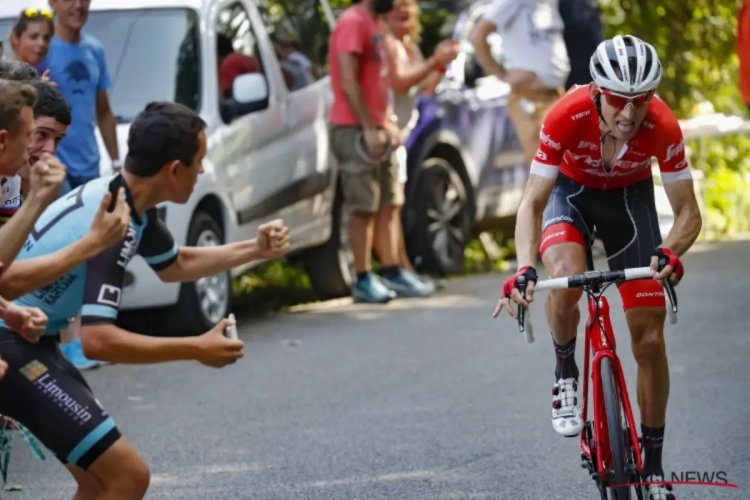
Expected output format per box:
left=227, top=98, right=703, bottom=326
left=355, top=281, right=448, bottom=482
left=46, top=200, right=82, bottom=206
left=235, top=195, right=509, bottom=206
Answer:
left=601, top=356, right=632, bottom=500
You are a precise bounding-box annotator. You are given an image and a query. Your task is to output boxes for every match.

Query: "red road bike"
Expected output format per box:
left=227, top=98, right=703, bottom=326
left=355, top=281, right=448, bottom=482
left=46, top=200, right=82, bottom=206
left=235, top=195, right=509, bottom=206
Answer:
left=515, top=267, right=678, bottom=499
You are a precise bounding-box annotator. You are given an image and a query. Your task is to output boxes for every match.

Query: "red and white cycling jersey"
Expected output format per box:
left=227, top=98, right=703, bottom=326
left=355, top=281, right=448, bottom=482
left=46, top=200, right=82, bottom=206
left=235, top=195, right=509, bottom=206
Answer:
left=530, top=84, right=693, bottom=189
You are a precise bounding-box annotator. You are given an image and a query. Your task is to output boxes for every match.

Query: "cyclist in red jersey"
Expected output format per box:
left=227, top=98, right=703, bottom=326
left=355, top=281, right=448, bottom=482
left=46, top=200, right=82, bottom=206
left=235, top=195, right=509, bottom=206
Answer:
left=495, top=35, right=702, bottom=500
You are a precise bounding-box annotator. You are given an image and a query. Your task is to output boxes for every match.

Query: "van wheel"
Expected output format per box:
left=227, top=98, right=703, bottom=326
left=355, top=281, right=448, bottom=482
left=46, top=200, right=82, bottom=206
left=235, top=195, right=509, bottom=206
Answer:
left=172, top=212, right=231, bottom=335
left=406, top=157, right=472, bottom=275
left=303, top=192, right=352, bottom=300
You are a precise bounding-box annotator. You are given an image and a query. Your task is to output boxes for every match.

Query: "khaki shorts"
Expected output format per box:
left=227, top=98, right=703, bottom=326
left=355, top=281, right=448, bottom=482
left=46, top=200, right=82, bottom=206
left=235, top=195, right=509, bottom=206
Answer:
left=329, top=125, right=404, bottom=213
left=507, top=86, right=564, bottom=166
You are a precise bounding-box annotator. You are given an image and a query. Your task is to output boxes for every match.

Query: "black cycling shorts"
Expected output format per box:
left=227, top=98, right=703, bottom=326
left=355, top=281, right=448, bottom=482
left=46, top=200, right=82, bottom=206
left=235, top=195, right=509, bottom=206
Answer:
left=0, top=330, right=121, bottom=469
left=539, top=173, right=666, bottom=310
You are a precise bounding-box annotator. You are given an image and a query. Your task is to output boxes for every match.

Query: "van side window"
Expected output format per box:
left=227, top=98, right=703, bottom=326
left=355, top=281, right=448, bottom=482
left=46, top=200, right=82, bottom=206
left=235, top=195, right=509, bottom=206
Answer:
left=255, top=0, right=332, bottom=92
left=216, top=1, right=267, bottom=122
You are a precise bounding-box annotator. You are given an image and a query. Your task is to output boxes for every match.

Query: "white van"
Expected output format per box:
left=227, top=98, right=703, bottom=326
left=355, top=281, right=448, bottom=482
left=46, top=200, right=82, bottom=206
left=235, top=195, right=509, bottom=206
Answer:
left=0, top=0, right=352, bottom=335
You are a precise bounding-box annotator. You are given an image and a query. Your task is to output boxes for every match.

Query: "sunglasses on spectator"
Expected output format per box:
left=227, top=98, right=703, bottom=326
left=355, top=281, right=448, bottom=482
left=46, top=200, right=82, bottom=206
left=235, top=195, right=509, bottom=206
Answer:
left=600, top=89, right=654, bottom=110
left=21, top=9, right=54, bottom=19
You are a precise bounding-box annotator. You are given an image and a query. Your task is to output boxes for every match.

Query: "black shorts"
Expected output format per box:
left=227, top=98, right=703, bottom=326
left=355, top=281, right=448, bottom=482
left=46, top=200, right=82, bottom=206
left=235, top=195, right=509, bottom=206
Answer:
left=539, top=173, right=666, bottom=310
left=0, top=330, right=121, bottom=469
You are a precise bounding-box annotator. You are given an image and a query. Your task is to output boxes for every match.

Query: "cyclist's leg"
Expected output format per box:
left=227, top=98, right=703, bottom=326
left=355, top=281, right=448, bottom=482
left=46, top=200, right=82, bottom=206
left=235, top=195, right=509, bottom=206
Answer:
left=0, top=332, right=149, bottom=499
left=66, top=464, right=102, bottom=499
left=596, top=178, right=671, bottom=492
left=539, top=174, right=593, bottom=436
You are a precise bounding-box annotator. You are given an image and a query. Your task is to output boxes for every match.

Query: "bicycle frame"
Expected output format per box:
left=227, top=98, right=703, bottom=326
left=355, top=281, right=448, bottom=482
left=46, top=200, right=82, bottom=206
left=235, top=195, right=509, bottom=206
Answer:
left=580, top=291, right=642, bottom=483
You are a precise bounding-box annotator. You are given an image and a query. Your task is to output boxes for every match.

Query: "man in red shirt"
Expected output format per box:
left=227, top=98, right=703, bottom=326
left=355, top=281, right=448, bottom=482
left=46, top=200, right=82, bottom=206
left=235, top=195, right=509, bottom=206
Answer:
left=737, top=0, right=750, bottom=111
left=328, top=0, right=431, bottom=303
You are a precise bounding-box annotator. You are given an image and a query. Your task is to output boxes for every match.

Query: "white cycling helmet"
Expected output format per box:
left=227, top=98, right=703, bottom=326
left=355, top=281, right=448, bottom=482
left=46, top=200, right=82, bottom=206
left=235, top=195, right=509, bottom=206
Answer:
left=589, top=35, right=662, bottom=94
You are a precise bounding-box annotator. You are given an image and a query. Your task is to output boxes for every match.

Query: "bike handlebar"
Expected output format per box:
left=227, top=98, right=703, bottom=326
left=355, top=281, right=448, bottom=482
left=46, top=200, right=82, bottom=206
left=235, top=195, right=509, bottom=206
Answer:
left=515, top=267, right=679, bottom=343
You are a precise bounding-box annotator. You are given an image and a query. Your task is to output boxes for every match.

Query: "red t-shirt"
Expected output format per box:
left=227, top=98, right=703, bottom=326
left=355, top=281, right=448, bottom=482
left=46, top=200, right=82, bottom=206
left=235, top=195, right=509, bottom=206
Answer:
left=738, top=0, right=750, bottom=104
left=328, top=5, right=389, bottom=127
left=219, top=53, right=261, bottom=95
left=531, top=84, right=692, bottom=190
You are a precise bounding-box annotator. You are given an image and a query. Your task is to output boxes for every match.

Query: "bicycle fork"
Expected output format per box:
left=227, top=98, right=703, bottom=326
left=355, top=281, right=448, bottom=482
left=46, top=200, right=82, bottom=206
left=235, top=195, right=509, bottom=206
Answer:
left=579, top=300, right=644, bottom=485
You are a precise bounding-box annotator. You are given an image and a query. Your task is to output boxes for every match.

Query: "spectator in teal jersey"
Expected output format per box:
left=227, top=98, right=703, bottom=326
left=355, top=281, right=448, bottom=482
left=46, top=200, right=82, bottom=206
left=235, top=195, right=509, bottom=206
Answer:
left=41, top=0, right=122, bottom=370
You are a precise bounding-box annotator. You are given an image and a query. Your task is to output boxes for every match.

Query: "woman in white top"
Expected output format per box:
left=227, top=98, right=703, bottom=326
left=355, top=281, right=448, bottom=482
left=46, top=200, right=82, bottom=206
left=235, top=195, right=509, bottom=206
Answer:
left=383, top=0, right=458, bottom=278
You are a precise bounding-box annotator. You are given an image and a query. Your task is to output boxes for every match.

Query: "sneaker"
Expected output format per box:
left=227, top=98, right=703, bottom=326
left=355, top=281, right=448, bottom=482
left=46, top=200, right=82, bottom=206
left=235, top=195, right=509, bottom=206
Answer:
left=379, top=269, right=433, bottom=298
left=642, top=474, right=675, bottom=500
left=414, top=274, right=437, bottom=294
left=61, top=339, right=100, bottom=371
left=552, top=378, right=583, bottom=437
left=352, top=273, right=394, bottom=304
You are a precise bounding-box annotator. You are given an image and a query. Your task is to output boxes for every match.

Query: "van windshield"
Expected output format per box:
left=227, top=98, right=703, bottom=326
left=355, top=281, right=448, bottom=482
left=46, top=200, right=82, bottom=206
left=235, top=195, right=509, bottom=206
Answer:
left=0, top=8, right=200, bottom=123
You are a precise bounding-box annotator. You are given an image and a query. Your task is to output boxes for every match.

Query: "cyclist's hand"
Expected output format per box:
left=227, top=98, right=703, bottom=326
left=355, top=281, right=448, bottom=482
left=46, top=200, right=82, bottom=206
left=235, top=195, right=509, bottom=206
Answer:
left=493, top=266, right=538, bottom=319
left=255, top=219, right=290, bottom=260
left=87, top=188, right=131, bottom=250
left=651, top=247, right=684, bottom=286
left=29, top=154, right=66, bottom=205
left=0, top=357, right=7, bottom=379
left=5, top=305, right=47, bottom=343
left=195, top=318, right=244, bottom=368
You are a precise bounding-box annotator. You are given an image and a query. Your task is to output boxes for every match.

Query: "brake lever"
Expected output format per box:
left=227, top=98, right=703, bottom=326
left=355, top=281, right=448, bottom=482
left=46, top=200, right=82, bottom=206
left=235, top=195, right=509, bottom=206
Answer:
left=663, top=279, right=678, bottom=325
left=515, top=276, right=535, bottom=343
left=657, top=256, right=679, bottom=325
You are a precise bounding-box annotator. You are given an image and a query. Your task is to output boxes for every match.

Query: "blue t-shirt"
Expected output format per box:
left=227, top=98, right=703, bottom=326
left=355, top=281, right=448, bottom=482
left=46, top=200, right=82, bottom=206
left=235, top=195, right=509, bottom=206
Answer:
left=0, top=175, right=179, bottom=335
left=44, top=34, right=111, bottom=179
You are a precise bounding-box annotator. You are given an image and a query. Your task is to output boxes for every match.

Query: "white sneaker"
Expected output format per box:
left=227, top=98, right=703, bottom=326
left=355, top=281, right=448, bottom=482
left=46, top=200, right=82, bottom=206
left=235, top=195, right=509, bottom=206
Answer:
left=551, top=378, right=583, bottom=437
left=642, top=475, right=675, bottom=500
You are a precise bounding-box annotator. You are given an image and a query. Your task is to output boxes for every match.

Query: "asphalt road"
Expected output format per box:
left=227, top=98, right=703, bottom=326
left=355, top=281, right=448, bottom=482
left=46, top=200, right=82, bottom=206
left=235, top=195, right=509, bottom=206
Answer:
left=4, top=241, right=749, bottom=500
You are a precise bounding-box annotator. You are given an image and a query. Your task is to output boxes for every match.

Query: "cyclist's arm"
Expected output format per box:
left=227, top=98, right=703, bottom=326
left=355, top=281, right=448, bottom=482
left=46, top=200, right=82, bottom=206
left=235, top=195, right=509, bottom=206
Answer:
left=0, top=233, right=101, bottom=299
left=515, top=99, right=573, bottom=268
left=468, top=0, right=520, bottom=80
left=656, top=113, right=703, bottom=256
left=516, top=174, right=556, bottom=268
left=131, top=208, right=261, bottom=283
left=156, top=241, right=259, bottom=283
left=661, top=179, right=701, bottom=256
left=78, top=243, right=202, bottom=364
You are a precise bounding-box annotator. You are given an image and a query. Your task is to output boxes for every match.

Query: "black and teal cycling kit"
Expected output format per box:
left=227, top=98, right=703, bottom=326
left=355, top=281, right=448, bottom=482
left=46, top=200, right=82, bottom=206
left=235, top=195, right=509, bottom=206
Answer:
left=0, top=174, right=179, bottom=469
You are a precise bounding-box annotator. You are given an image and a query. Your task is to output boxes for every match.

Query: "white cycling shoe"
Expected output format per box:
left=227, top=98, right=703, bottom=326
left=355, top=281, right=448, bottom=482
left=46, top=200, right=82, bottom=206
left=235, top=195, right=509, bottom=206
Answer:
left=642, top=474, right=675, bottom=500
left=551, top=378, right=583, bottom=437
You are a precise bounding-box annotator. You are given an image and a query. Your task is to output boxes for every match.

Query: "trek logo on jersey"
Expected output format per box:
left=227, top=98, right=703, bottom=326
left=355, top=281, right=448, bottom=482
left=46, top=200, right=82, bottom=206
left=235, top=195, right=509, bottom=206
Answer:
left=665, top=140, right=685, bottom=162
left=97, top=284, right=122, bottom=307
left=572, top=110, right=591, bottom=121
left=539, top=129, right=562, bottom=150
left=117, top=225, right=138, bottom=268
left=577, top=140, right=597, bottom=150
left=20, top=360, right=93, bottom=425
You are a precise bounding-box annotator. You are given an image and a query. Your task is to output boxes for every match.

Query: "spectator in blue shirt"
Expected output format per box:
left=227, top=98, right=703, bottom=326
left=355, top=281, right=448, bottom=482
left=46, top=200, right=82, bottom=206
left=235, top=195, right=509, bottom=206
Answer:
left=45, top=0, right=121, bottom=192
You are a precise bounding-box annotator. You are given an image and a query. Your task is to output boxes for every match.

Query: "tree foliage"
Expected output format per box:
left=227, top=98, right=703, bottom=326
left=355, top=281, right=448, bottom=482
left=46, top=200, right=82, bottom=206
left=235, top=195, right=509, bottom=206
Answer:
left=600, top=0, right=742, bottom=117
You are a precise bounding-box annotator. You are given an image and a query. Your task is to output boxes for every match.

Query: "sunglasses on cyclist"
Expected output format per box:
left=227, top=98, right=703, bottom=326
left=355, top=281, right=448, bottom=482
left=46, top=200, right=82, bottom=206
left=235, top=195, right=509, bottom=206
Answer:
left=21, top=8, right=54, bottom=20
left=600, top=89, right=654, bottom=110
